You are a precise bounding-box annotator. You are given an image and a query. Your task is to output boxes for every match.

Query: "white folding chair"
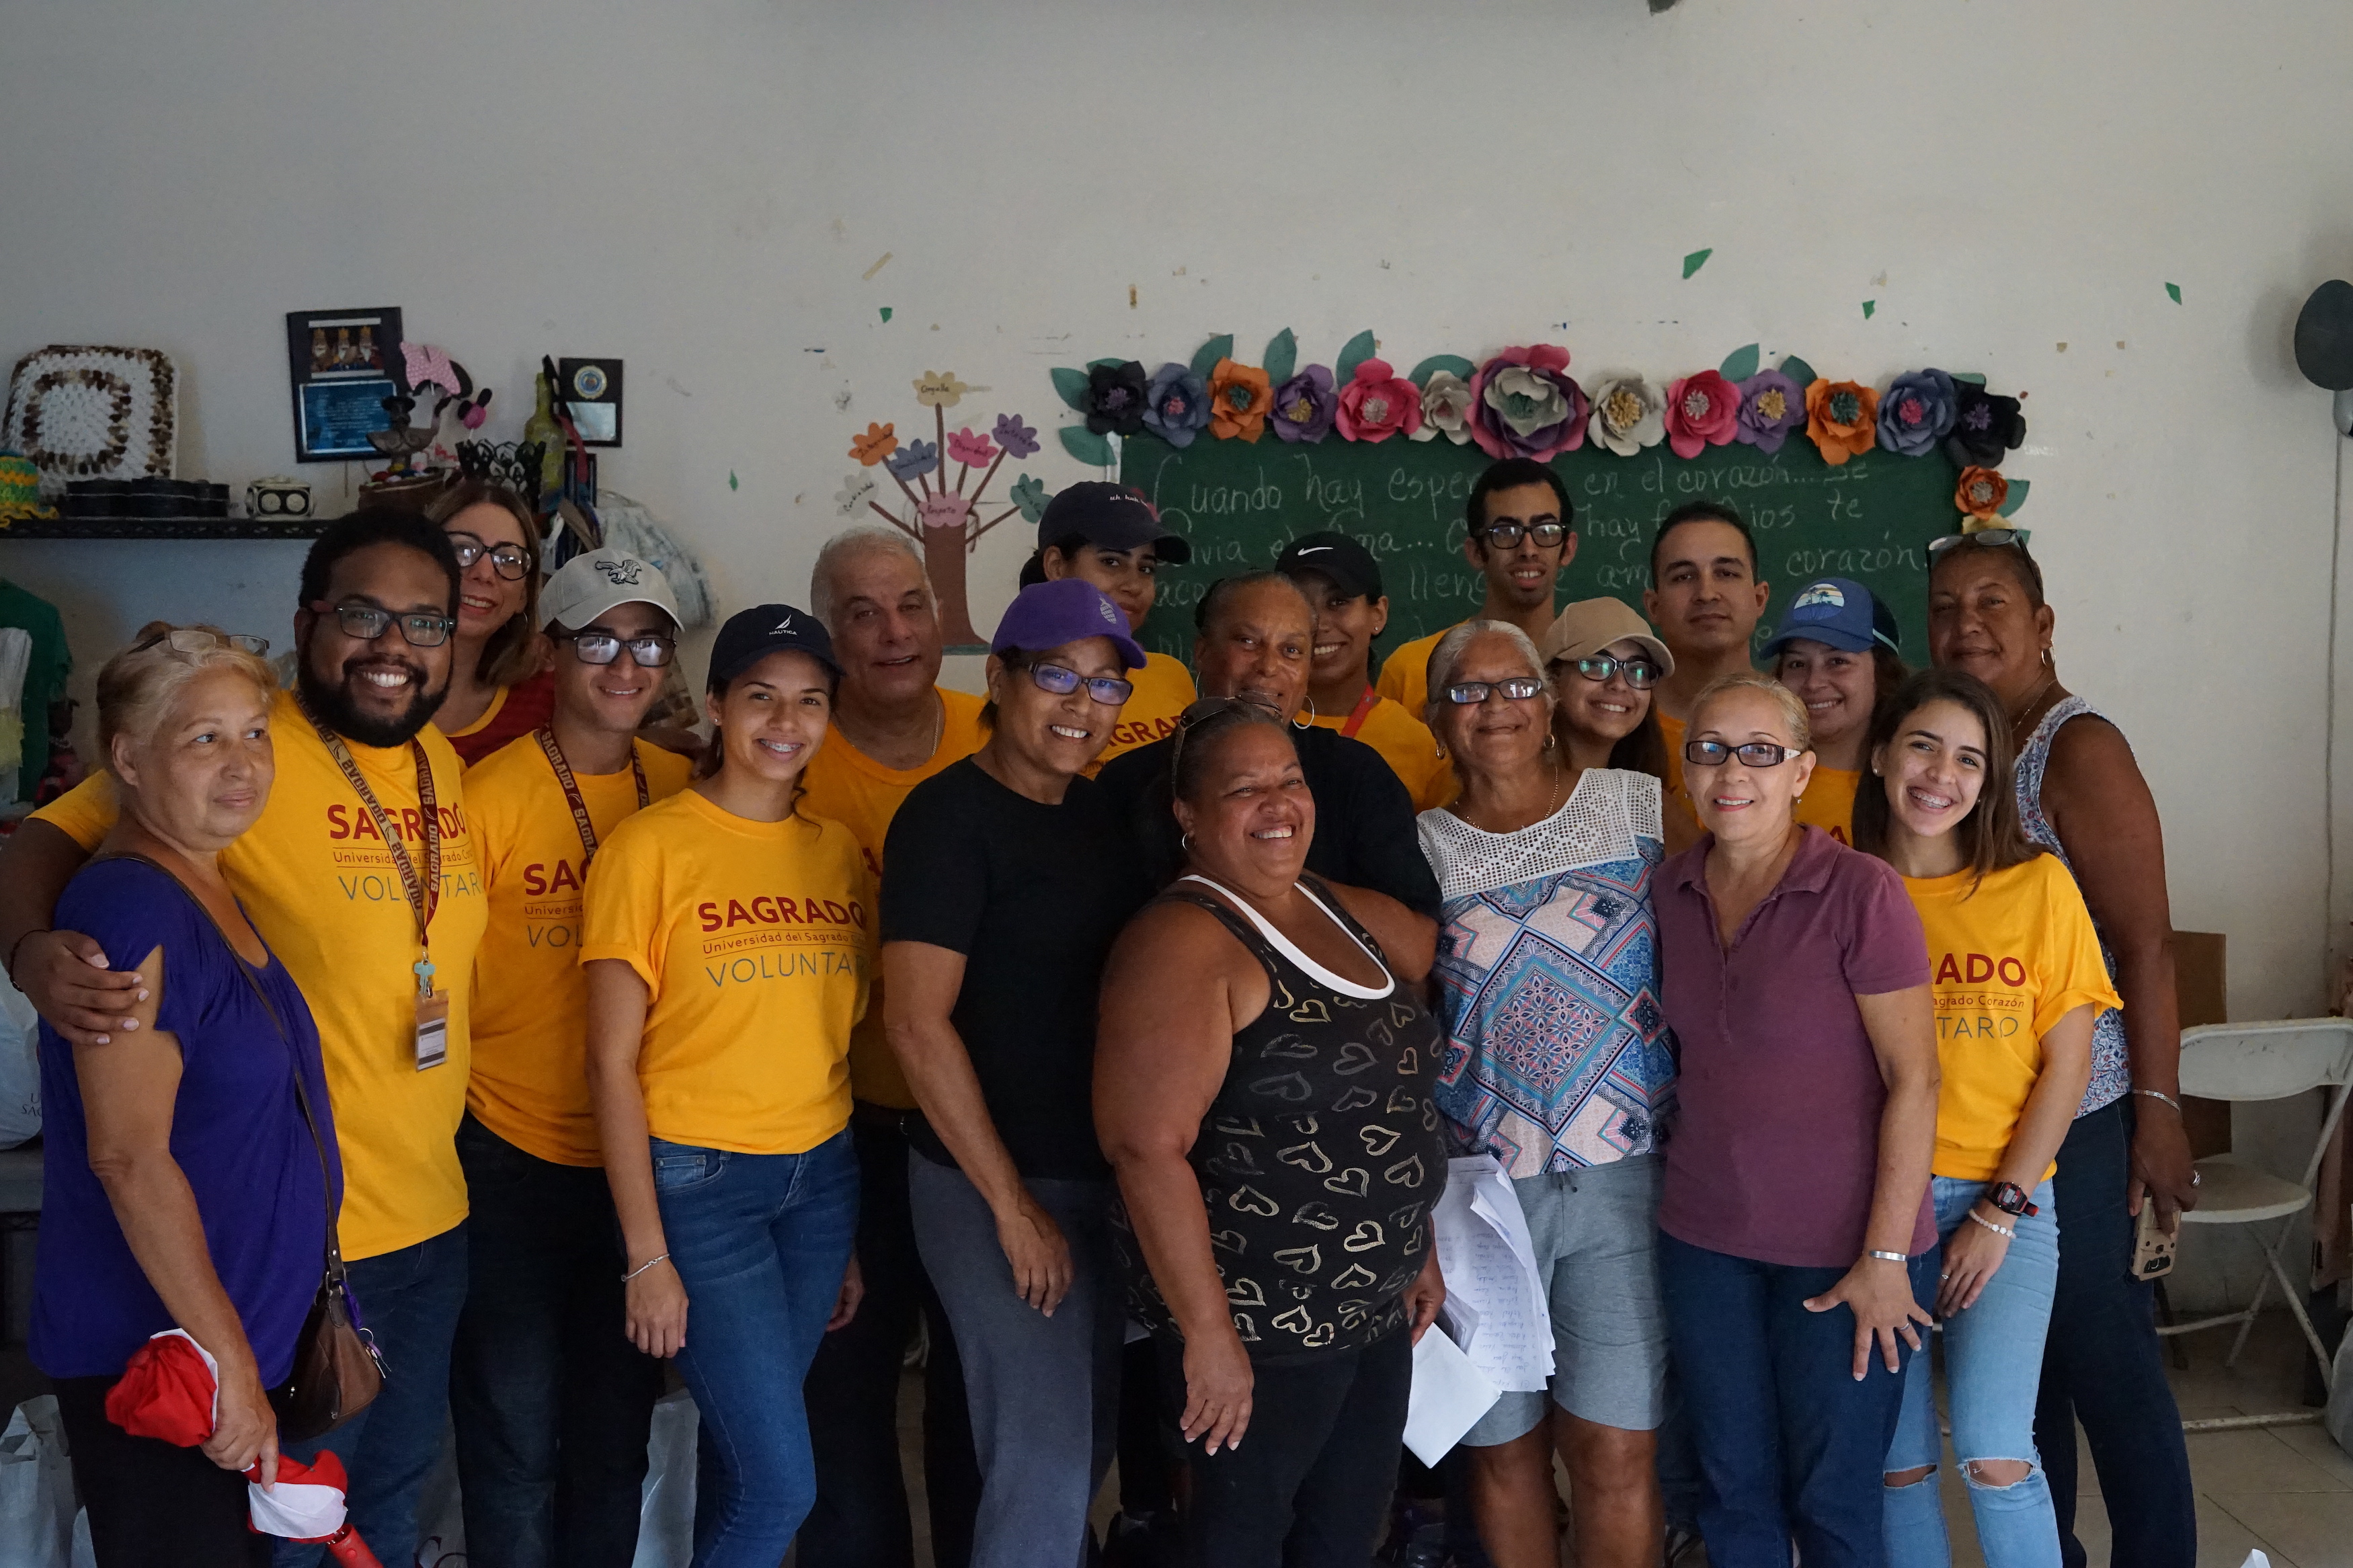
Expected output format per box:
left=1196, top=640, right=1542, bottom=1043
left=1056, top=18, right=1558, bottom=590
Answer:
left=2164, top=1018, right=2353, bottom=1380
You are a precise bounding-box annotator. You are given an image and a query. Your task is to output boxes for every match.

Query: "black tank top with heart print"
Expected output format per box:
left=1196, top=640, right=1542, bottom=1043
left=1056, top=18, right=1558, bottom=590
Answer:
left=1113, top=873, right=1445, bottom=1358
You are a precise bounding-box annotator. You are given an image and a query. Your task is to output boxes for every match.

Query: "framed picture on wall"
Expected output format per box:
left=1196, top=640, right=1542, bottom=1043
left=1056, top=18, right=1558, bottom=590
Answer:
left=286, top=306, right=404, bottom=462
left=558, top=356, right=624, bottom=446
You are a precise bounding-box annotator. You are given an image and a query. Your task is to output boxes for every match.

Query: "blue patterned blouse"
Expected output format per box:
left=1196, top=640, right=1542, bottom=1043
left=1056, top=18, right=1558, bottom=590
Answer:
left=2013, top=694, right=2132, bottom=1116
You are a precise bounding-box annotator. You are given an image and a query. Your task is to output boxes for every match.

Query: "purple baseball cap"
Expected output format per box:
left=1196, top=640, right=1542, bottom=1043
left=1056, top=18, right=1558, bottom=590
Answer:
left=990, top=578, right=1146, bottom=670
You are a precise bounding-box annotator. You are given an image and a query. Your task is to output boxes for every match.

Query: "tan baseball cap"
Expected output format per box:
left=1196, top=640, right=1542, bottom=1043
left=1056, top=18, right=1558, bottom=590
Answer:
left=541, top=549, right=682, bottom=632
left=1538, top=597, right=1674, bottom=675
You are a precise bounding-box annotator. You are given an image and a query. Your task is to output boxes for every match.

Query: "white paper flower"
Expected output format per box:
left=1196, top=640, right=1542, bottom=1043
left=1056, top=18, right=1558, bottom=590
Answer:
left=834, top=471, right=877, bottom=515
left=1411, top=371, right=1476, bottom=444
left=1482, top=364, right=1571, bottom=438
left=1586, top=373, right=1667, bottom=457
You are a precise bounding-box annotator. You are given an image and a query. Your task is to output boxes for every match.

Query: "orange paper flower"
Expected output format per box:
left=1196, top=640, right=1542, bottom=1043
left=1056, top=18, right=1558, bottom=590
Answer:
left=1208, top=358, right=1273, bottom=442
left=849, top=422, right=899, bottom=466
left=1804, top=378, right=1880, bottom=466
left=1955, top=466, right=2010, bottom=522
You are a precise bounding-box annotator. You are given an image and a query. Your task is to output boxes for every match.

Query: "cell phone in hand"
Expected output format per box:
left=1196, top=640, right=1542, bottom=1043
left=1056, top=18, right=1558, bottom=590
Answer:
left=2131, top=1200, right=2178, bottom=1281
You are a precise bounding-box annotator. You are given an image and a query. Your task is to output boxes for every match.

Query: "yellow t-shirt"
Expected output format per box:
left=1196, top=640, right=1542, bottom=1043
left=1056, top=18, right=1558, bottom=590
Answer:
left=1309, top=692, right=1452, bottom=811
left=1090, top=651, right=1195, bottom=776
left=1907, top=855, right=2122, bottom=1182
left=794, top=686, right=987, bottom=1108
left=580, top=788, right=872, bottom=1155
left=32, top=690, right=491, bottom=1260
left=1795, top=767, right=1862, bottom=846
left=1373, top=626, right=1458, bottom=728
left=466, top=734, right=694, bottom=1166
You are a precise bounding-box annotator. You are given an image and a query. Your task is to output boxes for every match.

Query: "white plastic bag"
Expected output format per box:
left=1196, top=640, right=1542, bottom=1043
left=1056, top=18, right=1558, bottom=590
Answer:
left=2328, top=1315, right=2353, bottom=1457
left=0, top=1396, right=78, bottom=1568
left=629, top=1388, right=699, bottom=1568
left=0, top=973, right=41, bottom=1148
left=594, top=493, right=714, bottom=630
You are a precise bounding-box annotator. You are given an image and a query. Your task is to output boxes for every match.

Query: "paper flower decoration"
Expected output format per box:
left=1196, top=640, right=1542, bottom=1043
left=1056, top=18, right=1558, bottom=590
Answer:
left=946, top=427, right=996, bottom=468
left=833, top=471, right=877, bottom=515
left=1663, top=370, right=1740, bottom=459
left=849, top=422, right=899, bottom=466
left=1876, top=369, right=1958, bottom=457
left=1209, top=359, right=1273, bottom=442
left=1587, top=374, right=1666, bottom=457
left=1804, top=379, right=1880, bottom=466
left=1269, top=365, right=1338, bottom=444
left=1084, top=361, right=1149, bottom=436
left=918, top=492, right=973, bottom=532
left=1010, top=474, right=1050, bottom=524
left=1412, top=371, right=1476, bottom=444
left=884, top=438, right=939, bottom=482
left=992, top=413, right=1040, bottom=460
left=914, top=370, right=969, bottom=408
left=1956, top=466, right=2010, bottom=522
left=1335, top=358, right=1425, bottom=444
left=1470, top=345, right=1586, bottom=460
left=1945, top=384, right=2028, bottom=468
left=1734, top=370, right=1806, bottom=454
left=1143, top=362, right=1212, bottom=448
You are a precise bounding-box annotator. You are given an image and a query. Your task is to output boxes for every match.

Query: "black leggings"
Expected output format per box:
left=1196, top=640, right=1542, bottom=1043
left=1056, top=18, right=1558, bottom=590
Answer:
left=53, top=1374, right=269, bottom=1568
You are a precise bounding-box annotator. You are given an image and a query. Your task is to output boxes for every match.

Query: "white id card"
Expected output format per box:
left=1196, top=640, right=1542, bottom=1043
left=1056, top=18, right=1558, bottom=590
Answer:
left=415, top=989, right=450, bottom=1071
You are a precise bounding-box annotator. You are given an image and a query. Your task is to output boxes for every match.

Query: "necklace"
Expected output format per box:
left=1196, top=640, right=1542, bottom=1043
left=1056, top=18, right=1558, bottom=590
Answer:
left=2010, top=675, right=2058, bottom=742
left=1462, top=753, right=1566, bottom=835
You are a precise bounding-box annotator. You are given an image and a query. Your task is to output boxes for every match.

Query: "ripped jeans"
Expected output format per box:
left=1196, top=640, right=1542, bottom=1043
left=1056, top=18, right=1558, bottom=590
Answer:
left=1883, top=1177, right=2061, bottom=1568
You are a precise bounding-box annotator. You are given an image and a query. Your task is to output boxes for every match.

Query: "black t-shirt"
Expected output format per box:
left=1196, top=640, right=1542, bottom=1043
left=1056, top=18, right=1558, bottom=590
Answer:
left=1093, top=723, right=1442, bottom=918
left=881, top=759, right=1148, bottom=1180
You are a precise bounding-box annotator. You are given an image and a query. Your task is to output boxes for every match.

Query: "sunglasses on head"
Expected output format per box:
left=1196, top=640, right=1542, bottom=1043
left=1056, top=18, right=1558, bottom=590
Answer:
left=1926, top=526, right=2031, bottom=563
left=133, top=628, right=270, bottom=657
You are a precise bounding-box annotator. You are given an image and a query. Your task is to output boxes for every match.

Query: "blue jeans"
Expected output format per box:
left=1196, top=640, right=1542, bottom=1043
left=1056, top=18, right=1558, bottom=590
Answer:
left=1659, top=1233, right=1938, bottom=1568
left=653, top=1129, right=858, bottom=1568
left=274, top=1223, right=469, bottom=1568
left=1884, top=1178, right=2061, bottom=1568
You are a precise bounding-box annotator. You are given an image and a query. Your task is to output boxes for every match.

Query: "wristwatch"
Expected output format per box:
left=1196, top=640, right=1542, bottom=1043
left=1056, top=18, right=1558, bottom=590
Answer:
left=1986, top=1182, right=2040, bottom=1218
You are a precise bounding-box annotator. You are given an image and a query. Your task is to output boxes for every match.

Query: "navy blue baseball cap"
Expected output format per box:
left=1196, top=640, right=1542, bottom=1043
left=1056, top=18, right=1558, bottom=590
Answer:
left=1761, top=577, right=1901, bottom=658
left=991, top=578, right=1146, bottom=670
left=709, top=602, right=840, bottom=687
left=1036, top=482, right=1191, bottom=564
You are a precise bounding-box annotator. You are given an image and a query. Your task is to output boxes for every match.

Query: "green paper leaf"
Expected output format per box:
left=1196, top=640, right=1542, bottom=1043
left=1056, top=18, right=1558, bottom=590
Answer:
left=1059, top=425, right=1113, bottom=467
left=1682, top=248, right=1713, bottom=279
left=1334, top=330, right=1378, bottom=383
left=1263, top=329, right=1298, bottom=387
left=728, top=470, right=738, bottom=491
left=2165, top=282, right=2183, bottom=304
left=1950, top=372, right=1988, bottom=386
left=1996, top=477, right=2030, bottom=518
left=879, top=307, right=892, bottom=323
left=1780, top=355, right=1817, bottom=388
left=1862, top=300, right=1876, bottom=319
left=1407, top=354, right=1475, bottom=386
left=1086, top=357, right=1127, bottom=370
left=1049, top=367, right=1090, bottom=411
left=1189, top=334, right=1234, bottom=382
left=1719, top=343, right=1761, bottom=382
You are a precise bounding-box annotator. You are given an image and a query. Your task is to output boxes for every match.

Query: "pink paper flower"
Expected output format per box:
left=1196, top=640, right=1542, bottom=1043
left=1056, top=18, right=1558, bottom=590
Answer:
left=1334, top=358, right=1425, bottom=444
left=1468, top=344, right=1586, bottom=461
left=918, top=492, right=973, bottom=532
left=947, top=427, right=996, bottom=468
left=1663, top=370, right=1741, bottom=459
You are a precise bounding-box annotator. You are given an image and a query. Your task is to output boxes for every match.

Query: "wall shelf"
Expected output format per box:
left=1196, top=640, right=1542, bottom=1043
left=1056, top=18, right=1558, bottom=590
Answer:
left=0, top=517, right=328, bottom=540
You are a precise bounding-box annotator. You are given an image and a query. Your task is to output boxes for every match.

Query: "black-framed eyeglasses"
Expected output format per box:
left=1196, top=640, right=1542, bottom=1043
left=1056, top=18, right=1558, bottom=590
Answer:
left=1683, top=739, right=1801, bottom=768
left=1479, top=521, right=1568, bottom=549
left=1025, top=661, right=1133, bottom=706
left=446, top=532, right=534, bottom=581
left=1564, top=655, right=1659, bottom=690
left=320, top=602, right=456, bottom=648
left=132, top=628, right=270, bottom=657
left=1926, top=526, right=2032, bottom=562
left=1441, top=677, right=1546, bottom=705
left=559, top=630, right=676, bottom=667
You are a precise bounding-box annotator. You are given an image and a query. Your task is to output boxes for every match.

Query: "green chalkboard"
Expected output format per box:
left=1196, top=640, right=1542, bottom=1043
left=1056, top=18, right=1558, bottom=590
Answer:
left=1120, top=432, right=1960, bottom=667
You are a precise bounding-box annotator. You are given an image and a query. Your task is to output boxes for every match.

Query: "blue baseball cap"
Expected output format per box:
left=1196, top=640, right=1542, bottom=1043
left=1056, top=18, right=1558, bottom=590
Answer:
left=990, top=578, right=1146, bottom=670
left=709, top=602, right=839, bottom=687
left=1761, top=577, right=1901, bottom=658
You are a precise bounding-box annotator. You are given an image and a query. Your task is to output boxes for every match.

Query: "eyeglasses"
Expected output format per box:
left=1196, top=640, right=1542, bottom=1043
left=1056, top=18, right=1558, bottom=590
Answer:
left=132, top=628, right=270, bottom=657
left=1478, top=521, right=1568, bottom=549
left=446, top=532, right=534, bottom=581
left=1683, top=739, right=1802, bottom=768
left=1563, top=655, right=1659, bottom=690
left=559, top=630, right=676, bottom=667
left=1441, top=677, right=1546, bottom=705
left=1025, top=661, right=1133, bottom=706
left=1927, top=526, right=2032, bottom=563
left=319, top=602, right=456, bottom=647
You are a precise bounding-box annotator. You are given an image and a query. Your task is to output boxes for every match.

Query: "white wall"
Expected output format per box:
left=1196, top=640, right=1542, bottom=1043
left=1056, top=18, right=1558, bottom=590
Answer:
left=5, top=1, right=2353, bottom=1278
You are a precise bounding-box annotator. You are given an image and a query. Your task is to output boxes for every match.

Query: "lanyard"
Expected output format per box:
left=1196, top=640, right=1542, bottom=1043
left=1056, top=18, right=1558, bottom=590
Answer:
left=534, top=727, right=649, bottom=866
left=298, top=695, right=442, bottom=997
left=1339, top=686, right=1380, bottom=739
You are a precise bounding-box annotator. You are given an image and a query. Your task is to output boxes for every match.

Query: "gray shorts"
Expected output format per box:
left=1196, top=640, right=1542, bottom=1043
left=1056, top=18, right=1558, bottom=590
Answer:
left=1462, top=1153, right=1667, bottom=1444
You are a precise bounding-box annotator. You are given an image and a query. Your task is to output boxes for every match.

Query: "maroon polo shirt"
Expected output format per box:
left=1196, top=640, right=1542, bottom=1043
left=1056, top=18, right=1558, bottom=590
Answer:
left=1655, top=826, right=1936, bottom=1268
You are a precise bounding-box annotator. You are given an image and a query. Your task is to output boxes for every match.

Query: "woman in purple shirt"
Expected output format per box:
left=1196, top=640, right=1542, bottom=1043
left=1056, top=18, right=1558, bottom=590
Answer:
left=1652, top=673, right=1940, bottom=1568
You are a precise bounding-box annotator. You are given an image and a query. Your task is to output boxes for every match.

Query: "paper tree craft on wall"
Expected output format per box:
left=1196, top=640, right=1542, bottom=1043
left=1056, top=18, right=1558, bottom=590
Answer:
left=842, top=372, right=1048, bottom=649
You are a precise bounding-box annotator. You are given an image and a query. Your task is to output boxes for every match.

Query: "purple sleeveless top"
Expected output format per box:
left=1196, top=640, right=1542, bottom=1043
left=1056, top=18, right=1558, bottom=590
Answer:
left=2013, top=695, right=2131, bottom=1116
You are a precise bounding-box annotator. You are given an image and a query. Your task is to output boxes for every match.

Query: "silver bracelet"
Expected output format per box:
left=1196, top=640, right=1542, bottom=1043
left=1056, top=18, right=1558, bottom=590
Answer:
left=621, top=1252, right=670, bottom=1283
left=1864, top=1249, right=1909, bottom=1264
left=1966, top=1209, right=2015, bottom=1240
left=2132, top=1087, right=2183, bottom=1113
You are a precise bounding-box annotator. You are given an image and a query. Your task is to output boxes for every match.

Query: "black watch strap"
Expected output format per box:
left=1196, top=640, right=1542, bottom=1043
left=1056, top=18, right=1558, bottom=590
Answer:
left=1987, top=1181, right=2039, bottom=1217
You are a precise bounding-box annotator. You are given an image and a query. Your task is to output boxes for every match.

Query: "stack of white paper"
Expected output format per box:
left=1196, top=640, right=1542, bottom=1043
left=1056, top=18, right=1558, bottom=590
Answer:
left=1404, top=1325, right=1501, bottom=1465
left=1430, top=1155, right=1554, bottom=1395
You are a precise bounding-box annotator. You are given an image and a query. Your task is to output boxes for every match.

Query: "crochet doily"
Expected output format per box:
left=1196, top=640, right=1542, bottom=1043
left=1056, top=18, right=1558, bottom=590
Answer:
left=5, top=345, right=177, bottom=495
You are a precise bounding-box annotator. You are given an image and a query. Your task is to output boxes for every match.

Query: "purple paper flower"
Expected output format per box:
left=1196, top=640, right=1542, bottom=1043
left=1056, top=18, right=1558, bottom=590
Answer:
left=1943, top=384, right=2027, bottom=468
left=1269, top=365, right=1338, bottom=444
left=1876, top=369, right=1958, bottom=457
left=1734, top=370, right=1807, bottom=454
left=1468, top=345, right=1587, bottom=460
left=1143, top=362, right=1212, bottom=448
left=992, top=413, right=1039, bottom=460
left=1084, top=361, right=1149, bottom=436
left=884, top=438, right=939, bottom=482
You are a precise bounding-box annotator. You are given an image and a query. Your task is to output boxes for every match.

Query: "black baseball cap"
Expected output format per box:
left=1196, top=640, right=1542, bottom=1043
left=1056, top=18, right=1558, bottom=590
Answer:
left=1035, top=483, right=1191, bottom=565
left=708, top=602, right=840, bottom=688
left=1277, top=532, right=1383, bottom=602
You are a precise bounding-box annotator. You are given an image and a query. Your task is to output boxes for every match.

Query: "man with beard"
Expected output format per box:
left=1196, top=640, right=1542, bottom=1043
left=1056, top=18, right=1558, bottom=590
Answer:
left=0, top=509, right=491, bottom=1568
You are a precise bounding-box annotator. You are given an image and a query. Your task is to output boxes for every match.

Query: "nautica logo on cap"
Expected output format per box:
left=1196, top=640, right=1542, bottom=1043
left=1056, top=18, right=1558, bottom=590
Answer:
left=772, top=614, right=795, bottom=632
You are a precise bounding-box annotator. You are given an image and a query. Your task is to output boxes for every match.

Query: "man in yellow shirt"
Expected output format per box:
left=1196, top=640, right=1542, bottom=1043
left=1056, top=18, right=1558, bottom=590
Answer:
left=0, top=511, right=488, bottom=1568
left=795, top=524, right=983, bottom=1565
left=1277, top=531, right=1451, bottom=810
left=1643, top=501, right=1771, bottom=814
left=1375, top=456, right=1579, bottom=721
left=452, top=550, right=693, bottom=1568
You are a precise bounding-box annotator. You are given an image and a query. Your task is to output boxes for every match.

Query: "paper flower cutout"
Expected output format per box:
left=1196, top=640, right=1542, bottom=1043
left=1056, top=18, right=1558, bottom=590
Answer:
left=1586, top=374, right=1666, bottom=457
left=1804, top=379, right=1880, bottom=466
left=1269, top=365, right=1338, bottom=444
left=1084, top=361, right=1150, bottom=435
left=918, top=492, right=973, bottom=532
left=1470, top=345, right=1586, bottom=460
left=1010, top=474, right=1050, bottom=524
left=914, top=370, right=969, bottom=408
left=1734, top=370, right=1806, bottom=454
left=1412, top=371, right=1476, bottom=444
left=1955, top=466, right=2010, bottom=522
left=884, top=438, right=939, bottom=482
left=1143, top=362, right=1212, bottom=448
left=1945, top=384, right=2027, bottom=468
left=1335, top=358, right=1425, bottom=444
left=1664, top=370, right=1740, bottom=459
left=992, top=413, right=1039, bottom=460
left=1209, top=359, right=1273, bottom=442
left=1877, top=369, right=1958, bottom=457
left=834, top=471, right=877, bottom=515
left=849, top=422, right=899, bottom=466
left=947, top=427, right=996, bottom=468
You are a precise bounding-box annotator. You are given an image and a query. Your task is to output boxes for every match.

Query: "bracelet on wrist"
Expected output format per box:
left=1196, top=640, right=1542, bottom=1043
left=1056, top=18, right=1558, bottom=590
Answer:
left=3, top=927, right=50, bottom=987
left=2132, top=1087, right=2184, bottom=1114
left=621, top=1252, right=670, bottom=1283
left=1966, top=1208, right=2016, bottom=1240
left=1864, top=1249, right=1909, bottom=1264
